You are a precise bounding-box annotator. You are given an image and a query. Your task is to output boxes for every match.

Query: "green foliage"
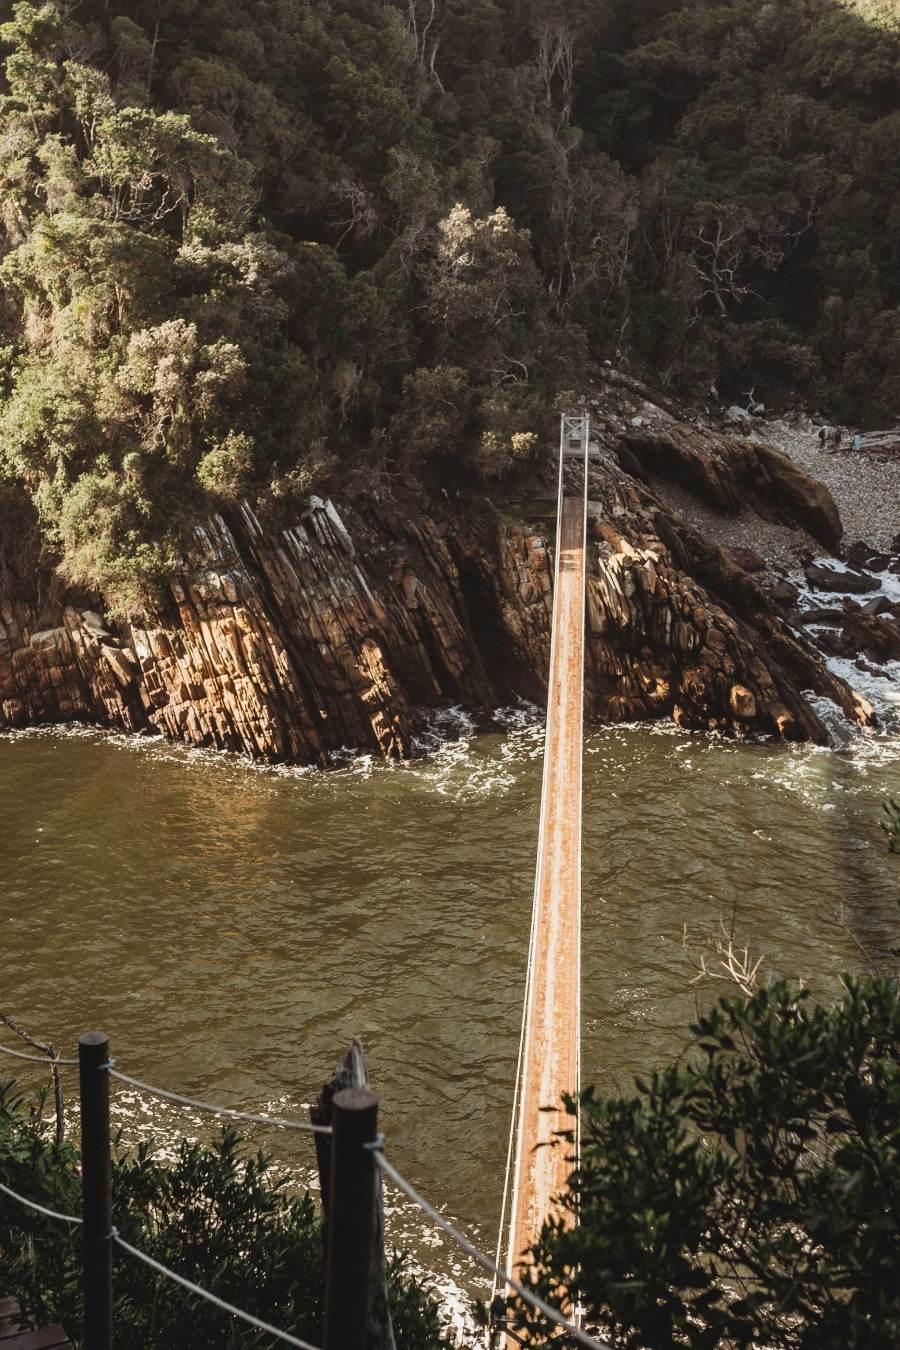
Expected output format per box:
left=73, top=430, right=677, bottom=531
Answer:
left=0, top=1082, right=449, bottom=1348
left=1, top=0, right=900, bottom=610
left=512, top=976, right=900, bottom=1349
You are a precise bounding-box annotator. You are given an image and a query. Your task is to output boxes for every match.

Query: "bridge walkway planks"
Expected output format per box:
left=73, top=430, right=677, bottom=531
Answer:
left=506, top=475, right=586, bottom=1275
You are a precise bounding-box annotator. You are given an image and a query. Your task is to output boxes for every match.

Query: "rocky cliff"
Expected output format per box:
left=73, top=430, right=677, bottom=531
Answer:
left=0, top=419, right=878, bottom=762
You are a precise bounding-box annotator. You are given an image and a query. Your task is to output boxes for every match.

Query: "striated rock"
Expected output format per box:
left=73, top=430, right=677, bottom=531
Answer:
left=838, top=601, right=900, bottom=663
left=616, top=424, right=843, bottom=549
left=101, top=645, right=135, bottom=686
left=574, top=461, right=873, bottom=740
left=0, top=443, right=878, bottom=760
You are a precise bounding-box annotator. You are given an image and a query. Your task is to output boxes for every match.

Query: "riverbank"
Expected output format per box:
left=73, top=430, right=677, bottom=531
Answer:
left=4, top=368, right=896, bottom=757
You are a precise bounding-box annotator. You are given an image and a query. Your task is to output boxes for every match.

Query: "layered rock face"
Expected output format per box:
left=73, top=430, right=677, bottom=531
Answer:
left=575, top=458, right=872, bottom=739
left=0, top=429, right=877, bottom=762
left=0, top=499, right=497, bottom=764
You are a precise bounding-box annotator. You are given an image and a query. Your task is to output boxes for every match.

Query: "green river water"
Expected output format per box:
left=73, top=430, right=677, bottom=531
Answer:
left=2, top=695, right=900, bottom=1322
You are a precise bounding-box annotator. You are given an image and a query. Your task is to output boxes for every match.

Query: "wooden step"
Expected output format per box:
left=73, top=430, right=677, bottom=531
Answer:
left=0, top=1301, right=71, bottom=1349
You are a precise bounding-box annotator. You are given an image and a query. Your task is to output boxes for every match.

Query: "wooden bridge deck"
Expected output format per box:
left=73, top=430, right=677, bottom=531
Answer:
left=506, top=475, right=586, bottom=1272
left=0, top=1299, right=72, bottom=1349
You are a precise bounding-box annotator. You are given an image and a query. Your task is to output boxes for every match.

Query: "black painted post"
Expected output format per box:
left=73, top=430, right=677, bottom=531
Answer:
left=79, top=1032, right=113, bottom=1350
left=324, top=1087, right=378, bottom=1350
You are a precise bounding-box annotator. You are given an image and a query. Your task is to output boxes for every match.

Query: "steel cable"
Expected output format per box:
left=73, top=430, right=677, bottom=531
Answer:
left=492, top=859, right=538, bottom=1303
left=0, top=1043, right=78, bottom=1066
left=0, top=1179, right=82, bottom=1225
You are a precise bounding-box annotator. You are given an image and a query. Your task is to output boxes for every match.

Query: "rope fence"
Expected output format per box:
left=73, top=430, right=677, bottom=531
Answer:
left=0, top=1179, right=82, bottom=1226
left=1, top=1032, right=602, bottom=1350
left=110, top=1230, right=322, bottom=1350
left=0, top=1043, right=78, bottom=1066
left=0, top=1179, right=319, bottom=1348
left=105, top=1066, right=331, bottom=1135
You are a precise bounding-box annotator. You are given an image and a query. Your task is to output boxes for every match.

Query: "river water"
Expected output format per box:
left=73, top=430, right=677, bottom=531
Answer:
left=2, top=692, right=900, bottom=1325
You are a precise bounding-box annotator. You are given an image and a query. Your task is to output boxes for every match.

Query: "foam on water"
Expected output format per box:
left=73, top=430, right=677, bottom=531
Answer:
left=786, top=562, right=900, bottom=729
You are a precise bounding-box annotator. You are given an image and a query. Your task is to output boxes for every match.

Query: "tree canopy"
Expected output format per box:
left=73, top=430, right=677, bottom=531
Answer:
left=1, top=0, right=899, bottom=611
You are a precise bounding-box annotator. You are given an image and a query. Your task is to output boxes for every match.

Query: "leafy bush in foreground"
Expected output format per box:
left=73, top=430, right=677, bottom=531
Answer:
left=513, top=976, right=900, bottom=1349
left=0, top=1091, right=448, bottom=1349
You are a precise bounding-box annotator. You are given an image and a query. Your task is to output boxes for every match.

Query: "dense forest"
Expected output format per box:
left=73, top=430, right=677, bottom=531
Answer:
left=1, top=0, right=899, bottom=613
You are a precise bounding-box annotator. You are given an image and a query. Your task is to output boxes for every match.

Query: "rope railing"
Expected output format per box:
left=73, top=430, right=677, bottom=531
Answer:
left=104, top=1066, right=331, bottom=1135
left=0, top=1043, right=78, bottom=1066
left=2, top=1027, right=601, bottom=1350
left=0, top=1178, right=83, bottom=1226
left=1, top=1042, right=329, bottom=1136
left=0, top=1178, right=321, bottom=1349
left=371, top=1149, right=610, bottom=1350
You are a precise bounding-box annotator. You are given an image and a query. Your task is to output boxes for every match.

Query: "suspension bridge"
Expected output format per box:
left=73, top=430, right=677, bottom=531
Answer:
left=497, top=413, right=591, bottom=1301
left=0, top=413, right=599, bottom=1350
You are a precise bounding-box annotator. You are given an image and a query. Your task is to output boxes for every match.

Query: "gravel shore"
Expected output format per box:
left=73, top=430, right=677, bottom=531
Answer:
left=649, top=419, right=900, bottom=571
left=751, top=421, right=900, bottom=555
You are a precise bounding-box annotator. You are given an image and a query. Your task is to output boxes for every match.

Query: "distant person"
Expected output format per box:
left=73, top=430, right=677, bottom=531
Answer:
left=853, top=433, right=861, bottom=452
left=834, top=429, right=842, bottom=448
left=818, top=426, right=826, bottom=447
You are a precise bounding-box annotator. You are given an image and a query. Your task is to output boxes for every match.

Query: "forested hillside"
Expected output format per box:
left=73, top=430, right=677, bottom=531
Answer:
left=1, top=0, right=899, bottom=614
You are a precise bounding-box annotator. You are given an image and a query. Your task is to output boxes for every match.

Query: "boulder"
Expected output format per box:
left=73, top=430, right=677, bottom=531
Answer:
left=729, top=684, right=757, bottom=719
left=863, top=595, right=893, bottom=617
left=618, top=425, right=842, bottom=549
left=81, top=609, right=112, bottom=637
left=754, top=444, right=843, bottom=550
left=728, top=547, right=766, bottom=573
left=805, top=563, right=880, bottom=594
left=846, top=541, right=890, bottom=572
left=767, top=579, right=799, bottom=606
left=724, top=405, right=752, bottom=427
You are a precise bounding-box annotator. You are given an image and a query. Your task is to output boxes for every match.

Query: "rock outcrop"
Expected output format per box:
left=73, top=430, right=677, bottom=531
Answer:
left=614, top=423, right=843, bottom=551
left=0, top=498, right=498, bottom=764
left=0, top=436, right=879, bottom=762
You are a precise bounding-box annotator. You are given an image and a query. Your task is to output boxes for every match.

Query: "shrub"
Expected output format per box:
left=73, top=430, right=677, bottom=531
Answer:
left=0, top=1084, right=450, bottom=1349
left=511, top=977, right=900, bottom=1350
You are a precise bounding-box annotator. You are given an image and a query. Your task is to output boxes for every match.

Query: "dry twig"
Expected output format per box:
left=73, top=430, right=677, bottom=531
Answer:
left=0, top=1012, right=65, bottom=1146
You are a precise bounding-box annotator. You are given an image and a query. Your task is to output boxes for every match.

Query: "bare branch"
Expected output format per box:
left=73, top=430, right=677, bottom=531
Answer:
left=0, top=1011, right=65, bottom=1146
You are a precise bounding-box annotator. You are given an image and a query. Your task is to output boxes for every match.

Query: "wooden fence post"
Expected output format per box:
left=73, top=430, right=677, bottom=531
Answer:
left=79, top=1032, right=113, bottom=1350
left=324, top=1087, right=378, bottom=1350
left=313, top=1041, right=395, bottom=1350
